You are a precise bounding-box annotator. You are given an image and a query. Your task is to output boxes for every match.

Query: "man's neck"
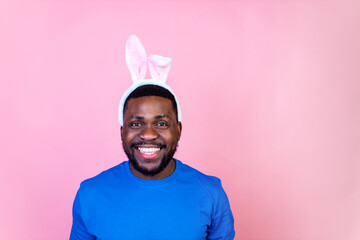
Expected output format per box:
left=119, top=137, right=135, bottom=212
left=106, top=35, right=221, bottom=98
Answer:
left=129, top=159, right=176, bottom=180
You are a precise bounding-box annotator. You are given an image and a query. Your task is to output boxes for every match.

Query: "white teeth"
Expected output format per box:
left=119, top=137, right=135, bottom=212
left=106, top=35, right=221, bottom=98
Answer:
left=137, top=147, right=160, bottom=155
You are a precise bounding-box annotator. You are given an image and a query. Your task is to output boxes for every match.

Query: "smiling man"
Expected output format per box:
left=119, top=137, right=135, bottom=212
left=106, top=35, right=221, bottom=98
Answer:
left=70, top=35, right=235, bottom=240
left=121, top=87, right=181, bottom=180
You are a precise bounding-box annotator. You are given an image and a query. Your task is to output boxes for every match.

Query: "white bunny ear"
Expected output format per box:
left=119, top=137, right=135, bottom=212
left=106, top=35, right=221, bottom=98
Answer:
left=125, top=35, right=148, bottom=82
left=148, top=55, right=172, bottom=82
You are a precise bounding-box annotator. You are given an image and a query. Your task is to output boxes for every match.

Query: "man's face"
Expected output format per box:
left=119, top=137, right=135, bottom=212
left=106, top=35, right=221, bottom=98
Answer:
left=121, top=96, right=182, bottom=178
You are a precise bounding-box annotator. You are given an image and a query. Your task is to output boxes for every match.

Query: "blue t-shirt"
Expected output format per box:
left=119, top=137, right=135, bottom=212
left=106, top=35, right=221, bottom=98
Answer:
left=70, top=159, right=235, bottom=240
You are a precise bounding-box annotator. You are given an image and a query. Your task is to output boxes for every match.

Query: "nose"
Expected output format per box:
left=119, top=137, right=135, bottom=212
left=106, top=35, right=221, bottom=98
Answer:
left=139, top=125, right=158, bottom=141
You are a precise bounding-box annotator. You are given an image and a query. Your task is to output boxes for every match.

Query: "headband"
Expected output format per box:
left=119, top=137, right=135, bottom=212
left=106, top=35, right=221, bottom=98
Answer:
left=118, top=35, right=182, bottom=126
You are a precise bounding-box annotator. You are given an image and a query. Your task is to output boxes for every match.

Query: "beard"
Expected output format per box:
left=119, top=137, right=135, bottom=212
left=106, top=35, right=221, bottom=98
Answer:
left=123, top=142, right=178, bottom=176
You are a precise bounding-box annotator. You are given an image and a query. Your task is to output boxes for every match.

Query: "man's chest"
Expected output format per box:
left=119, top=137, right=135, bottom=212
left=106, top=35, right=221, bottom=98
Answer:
left=83, top=185, right=213, bottom=240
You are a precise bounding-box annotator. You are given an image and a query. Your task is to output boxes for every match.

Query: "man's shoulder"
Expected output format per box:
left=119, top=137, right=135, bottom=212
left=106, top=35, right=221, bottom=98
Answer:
left=79, top=161, right=127, bottom=190
left=180, top=160, right=220, bottom=182
left=178, top=160, right=224, bottom=199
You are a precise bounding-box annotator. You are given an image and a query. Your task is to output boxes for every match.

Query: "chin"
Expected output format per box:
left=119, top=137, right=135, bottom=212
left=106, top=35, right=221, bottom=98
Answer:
left=132, top=156, right=171, bottom=176
left=124, top=144, right=177, bottom=177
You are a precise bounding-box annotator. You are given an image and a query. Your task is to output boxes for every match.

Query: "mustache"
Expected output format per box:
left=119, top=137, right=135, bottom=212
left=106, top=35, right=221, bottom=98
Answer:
left=130, top=141, right=166, bottom=148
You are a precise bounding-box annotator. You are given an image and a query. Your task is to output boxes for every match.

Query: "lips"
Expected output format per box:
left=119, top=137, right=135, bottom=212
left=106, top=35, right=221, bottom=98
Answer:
left=135, top=146, right=162, bottom=159
left=137, top=147, right=160, bottom=155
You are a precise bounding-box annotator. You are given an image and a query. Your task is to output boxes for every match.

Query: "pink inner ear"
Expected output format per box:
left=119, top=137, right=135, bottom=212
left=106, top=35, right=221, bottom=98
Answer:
left=148, top=56, right=171, bottom=81
left=126, top=35, right=147, bottom=80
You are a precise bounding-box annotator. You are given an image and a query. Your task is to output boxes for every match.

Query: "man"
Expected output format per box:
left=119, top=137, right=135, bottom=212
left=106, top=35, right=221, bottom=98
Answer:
left=70, top=35, right=235, bottom=239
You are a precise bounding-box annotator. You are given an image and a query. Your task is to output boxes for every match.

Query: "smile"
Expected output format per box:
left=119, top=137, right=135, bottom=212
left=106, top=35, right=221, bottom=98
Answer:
left=137, top=147, right=161, bottom=155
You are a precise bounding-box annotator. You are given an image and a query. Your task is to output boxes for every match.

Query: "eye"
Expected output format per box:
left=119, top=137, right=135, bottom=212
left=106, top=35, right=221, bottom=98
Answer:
left=156, top=121, right=169, bottom=128
left=129, top=122, right=142, bottom=128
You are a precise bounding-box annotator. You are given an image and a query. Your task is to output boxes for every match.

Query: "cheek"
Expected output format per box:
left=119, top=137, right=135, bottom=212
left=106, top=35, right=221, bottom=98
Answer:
left=164, top=131, right=180, bottom=145
left=121, top=130, right=136, bottom=144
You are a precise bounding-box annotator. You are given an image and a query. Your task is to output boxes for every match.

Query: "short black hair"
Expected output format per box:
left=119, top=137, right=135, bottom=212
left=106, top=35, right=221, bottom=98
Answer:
left=123, top=84, right=178, bottom=120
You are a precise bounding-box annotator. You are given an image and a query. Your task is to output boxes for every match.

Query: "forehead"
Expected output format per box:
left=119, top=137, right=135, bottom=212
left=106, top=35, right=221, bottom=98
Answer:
left=124, top=96, right=176, bottom=117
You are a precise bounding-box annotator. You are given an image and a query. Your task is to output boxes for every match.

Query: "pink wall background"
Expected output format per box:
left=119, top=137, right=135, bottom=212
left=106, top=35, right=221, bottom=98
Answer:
left=1, top=1, right=359, bottom=239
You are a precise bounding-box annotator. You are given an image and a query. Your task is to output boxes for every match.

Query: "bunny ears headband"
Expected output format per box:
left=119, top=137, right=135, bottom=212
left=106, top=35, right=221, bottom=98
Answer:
left=118, top=35, right=182, bottom=126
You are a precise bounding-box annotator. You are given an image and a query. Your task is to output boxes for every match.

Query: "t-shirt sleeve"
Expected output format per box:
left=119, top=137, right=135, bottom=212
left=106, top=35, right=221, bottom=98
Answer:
left=206, top=180, right=235, bottom=240
left=69, top=187, right=95, bottom=240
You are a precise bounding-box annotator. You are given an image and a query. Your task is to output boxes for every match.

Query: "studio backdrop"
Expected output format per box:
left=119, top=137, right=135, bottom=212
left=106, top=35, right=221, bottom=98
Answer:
left=1, top=1, right=359, bottom=239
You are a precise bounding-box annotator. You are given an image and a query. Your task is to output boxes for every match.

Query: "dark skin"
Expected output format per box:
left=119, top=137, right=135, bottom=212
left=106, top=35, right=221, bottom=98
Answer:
left=121, top=96, right=182, bottom=180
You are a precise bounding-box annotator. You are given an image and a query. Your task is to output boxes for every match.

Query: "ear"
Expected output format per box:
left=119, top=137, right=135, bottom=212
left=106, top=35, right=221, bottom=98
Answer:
left=177, top=122, right=182, bottom=141
left=148, top=55, right=172, bottom=82
left=125, top=35, right=147, bottom=82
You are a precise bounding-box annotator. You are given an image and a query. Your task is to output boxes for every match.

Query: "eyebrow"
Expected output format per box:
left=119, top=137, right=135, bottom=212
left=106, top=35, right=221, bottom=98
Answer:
left=129, top=115, right=170, bottom=120
left=130, top=116, right=144, bottom=120
left=155, top=115, right=169, bottom=119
